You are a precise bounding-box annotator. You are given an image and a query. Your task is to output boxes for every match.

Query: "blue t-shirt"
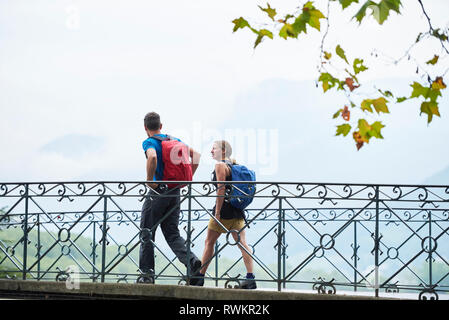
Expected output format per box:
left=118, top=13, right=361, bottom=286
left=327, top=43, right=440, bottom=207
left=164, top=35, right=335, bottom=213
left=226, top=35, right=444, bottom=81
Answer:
left=142, top=134, right=183, bottom=181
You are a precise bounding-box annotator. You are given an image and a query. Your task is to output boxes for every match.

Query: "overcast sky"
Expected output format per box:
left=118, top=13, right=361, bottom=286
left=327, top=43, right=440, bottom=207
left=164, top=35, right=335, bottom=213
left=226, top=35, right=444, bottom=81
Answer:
left=1, top=0, right=448, bottom=184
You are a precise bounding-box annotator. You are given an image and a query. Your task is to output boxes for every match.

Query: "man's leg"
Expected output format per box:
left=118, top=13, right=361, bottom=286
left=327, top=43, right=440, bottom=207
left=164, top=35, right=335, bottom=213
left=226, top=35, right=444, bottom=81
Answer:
left=139, top=192, right=167, bottom=279
left=160, top=190, right=201, bottom=271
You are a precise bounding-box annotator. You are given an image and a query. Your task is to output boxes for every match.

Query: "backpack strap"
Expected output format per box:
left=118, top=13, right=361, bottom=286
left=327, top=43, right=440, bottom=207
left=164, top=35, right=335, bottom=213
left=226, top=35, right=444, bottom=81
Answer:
left=149, top=134, right=171, bottom=142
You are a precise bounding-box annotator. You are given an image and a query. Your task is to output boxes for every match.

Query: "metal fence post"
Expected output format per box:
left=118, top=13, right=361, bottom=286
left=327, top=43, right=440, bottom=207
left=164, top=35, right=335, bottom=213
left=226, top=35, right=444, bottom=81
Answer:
left=22, top=183, right=29, bottom=280
left=353, top=220, right=358, bottom=292
left=277, top=197, right=283, bottom=292
left=282, top=208, right=286, bottom=290
left=100, top=195, right=108, bottom=283
left=374, top=185, right=380, bottom=298
left=186, top=183, right=192, bottom=284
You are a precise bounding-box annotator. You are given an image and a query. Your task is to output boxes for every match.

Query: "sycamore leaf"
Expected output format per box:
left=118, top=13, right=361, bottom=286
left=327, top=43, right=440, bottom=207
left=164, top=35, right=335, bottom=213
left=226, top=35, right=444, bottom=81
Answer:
left=333, top=109, right=343, bottom=119
left=279, top=23, right=297, bottom=39
left=336, top=45, right=349, bottom=64
left=337, top=0, right=359, bottom=9
left=258, top=3, right=277, bottom=21
left=336, top=124, right=352, bottom=137
left=254, top=29, right=273, bottom=48
left=420, top=101, right=440, bottom=123
left=353, top=58, right=368, bottom=74
left=396, top=96, right=408, bottom=103
left=432, top=28, right=449, bottom=41
left=353, top=1, right=376, bottom=24
left=426, top=55, right=439, bottom=65
left=345, top=77, right=360, bottom=91
left=232, top=17, right=250, bottom=32
left=353, top=0, right=401, bottom=25
left=360, top=97, right=389, bottom=114
left=378, top=89, right=393, bottom=98
left=410, top=82, right=442, bottom=102
left=292, top=2, right=326, bottom=34
left=352, top=131, right=367, bottom=150
left=361, top=99, right=374, bottom=113
left=318, top=72, right=341, bottom=92
left=370, top=121, right=385, bottom=139
left=308, top=7, right=326, bottom=31
left=324, top=51, right=332, bottom=60
left=432, top=77, right=447, bottom=90
left=342, top=105, right=350, bottom=121
left=357, top=119, right=385, bottom=141
left=372, top=97, right=389, bottom=113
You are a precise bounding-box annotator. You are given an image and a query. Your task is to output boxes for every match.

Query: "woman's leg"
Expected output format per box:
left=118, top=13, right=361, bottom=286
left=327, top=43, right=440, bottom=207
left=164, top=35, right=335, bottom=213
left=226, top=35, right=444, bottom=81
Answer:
left=232, top=229, right=253, bottom=274
left=200, top=228, right=221, bottom=274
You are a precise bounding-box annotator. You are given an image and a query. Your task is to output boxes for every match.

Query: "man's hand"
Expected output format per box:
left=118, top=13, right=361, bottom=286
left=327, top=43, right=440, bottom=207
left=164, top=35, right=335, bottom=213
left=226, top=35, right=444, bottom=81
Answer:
left=147, top=182, right=159, bottom=190
left=189, top=147, right=201, bottom=176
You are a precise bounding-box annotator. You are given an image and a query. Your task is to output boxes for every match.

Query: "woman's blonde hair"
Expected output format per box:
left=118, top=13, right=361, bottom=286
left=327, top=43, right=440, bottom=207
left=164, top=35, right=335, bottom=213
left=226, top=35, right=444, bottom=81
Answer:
left=214, top=140, right=236, bottom=164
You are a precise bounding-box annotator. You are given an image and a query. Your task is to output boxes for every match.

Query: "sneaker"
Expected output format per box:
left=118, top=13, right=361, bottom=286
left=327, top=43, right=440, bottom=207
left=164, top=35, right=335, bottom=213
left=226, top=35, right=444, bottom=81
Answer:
left=240, top=278, right=257, bottom=289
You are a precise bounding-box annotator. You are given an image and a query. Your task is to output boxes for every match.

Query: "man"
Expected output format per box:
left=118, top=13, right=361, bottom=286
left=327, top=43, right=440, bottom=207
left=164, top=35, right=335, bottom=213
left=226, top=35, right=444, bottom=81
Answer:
left=138, top=112, right=202, bottom=284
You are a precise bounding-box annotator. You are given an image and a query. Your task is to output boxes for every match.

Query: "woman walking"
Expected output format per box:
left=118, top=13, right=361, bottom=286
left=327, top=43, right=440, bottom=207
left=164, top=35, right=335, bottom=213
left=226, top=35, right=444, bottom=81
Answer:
left=191, top=140, right=256, bottom=289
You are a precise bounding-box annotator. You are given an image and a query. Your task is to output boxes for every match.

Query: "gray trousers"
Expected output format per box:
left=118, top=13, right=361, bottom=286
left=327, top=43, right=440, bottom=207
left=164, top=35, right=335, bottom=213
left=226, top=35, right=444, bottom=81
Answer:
left=139, top=188, right=198, bottom=274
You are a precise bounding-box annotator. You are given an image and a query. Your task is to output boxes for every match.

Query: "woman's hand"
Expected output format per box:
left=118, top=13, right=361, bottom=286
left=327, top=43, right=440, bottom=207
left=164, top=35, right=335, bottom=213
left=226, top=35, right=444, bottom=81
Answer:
left=214, top=208, right=221, bottom=221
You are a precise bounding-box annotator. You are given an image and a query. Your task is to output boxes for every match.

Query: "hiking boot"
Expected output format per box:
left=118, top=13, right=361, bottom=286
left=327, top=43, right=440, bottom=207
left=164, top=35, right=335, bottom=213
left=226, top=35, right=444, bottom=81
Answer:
left=136, top=275, right=154, bottom=284
left=190, top=259, right=202, bottom=275
left=240, top=278, right=257, bottom=289
left=189, top=271, right=205, bottom=287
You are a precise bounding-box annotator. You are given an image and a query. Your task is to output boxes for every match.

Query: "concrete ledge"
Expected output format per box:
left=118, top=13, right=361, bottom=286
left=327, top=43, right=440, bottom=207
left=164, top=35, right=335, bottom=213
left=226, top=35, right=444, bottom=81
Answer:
left=0, top=279, right=398, bottom=300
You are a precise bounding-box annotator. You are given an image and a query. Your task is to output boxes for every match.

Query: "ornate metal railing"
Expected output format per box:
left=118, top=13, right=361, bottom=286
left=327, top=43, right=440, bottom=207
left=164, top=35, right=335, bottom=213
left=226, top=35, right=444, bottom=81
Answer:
left=0, top=181, right=448, bottom=300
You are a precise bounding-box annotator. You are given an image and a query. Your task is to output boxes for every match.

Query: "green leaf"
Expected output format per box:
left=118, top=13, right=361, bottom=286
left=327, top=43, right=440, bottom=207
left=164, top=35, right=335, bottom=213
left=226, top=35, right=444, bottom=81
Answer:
left=378, top=89, right=393, bottom=98
left=353, top=58, right=368, bottom=74
left=396, top=96, right=408, bottom=103
left=410, top=82, right=442, bottom=102
left=258, top=3, right=277, bottom=21
left=370, top=121, right=385, bottom=139
left=372, top=97, right=389, bottom=114
left=353, top=0, right=401, bottom=25
left=358, top=119, right=385, bottom=141
left=337, top=0, right=359, bottom=9
left=432, top=28, right=449, bottom=41
left=318, top=72, right=341, bottom=92
left=279, top=23, right=297, bottom=39
left=254, top=29, right=273, bottom=48
left=353, top=1, right=375, bottom=24
left=358, top=119, right=371, bottom=137
left=420, top=101, right=440, bottom=123
left=292, top=2, right=326, bottom=34
left=333, top=109, right=343, bottom=119
left=426, top=55, right=439, bottom=65
left=232, top=17, right=250, bottom=32
left=324, top=51, right=332, bottom=60
left=360, top=98, right=389, bottom=114
left=336, top=45, right=349, bottom=64
left=308, top=7, right=326, bottom=31
left=336, top=124, right=352, bottom=136
left=361, top=99, right=374, bottom=113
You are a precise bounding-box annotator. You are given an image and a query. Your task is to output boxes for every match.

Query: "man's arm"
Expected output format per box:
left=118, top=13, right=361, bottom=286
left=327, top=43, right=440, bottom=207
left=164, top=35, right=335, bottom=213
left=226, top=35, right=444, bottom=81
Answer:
left=146, top=148, right=158, bottom=189
left=189, top=147, right=201, bottom=176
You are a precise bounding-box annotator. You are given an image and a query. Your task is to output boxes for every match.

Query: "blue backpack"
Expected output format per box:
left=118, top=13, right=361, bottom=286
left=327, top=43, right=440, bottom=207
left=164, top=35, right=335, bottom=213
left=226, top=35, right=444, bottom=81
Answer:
left=228, top=164, right=256, bottom=210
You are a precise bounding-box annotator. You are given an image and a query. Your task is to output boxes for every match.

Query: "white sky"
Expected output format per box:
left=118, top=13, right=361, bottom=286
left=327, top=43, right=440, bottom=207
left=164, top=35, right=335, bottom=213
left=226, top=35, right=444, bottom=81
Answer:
left=1, top=0, right=449, bottom=184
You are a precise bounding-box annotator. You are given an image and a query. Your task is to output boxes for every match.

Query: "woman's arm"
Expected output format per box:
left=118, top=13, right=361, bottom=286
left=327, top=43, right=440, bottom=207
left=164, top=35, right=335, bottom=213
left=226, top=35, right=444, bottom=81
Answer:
left=214, top=162, right=229, bottom=220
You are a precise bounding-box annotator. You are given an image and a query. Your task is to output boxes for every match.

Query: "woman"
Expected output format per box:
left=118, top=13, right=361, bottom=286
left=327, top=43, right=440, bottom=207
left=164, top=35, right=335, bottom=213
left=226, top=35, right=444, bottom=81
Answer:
left=190, top=140, right=256, bottom=289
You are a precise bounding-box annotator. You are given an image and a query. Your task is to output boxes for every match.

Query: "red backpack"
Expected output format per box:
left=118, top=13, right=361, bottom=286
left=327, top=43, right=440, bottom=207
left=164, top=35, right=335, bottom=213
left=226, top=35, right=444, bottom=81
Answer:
left=150, top=135, right=192, bottom=189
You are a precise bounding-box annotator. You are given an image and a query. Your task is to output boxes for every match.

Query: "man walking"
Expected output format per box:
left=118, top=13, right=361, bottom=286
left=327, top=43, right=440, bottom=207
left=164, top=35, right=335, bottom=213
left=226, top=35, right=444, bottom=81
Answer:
left=138, top=112, right=202, bottom=284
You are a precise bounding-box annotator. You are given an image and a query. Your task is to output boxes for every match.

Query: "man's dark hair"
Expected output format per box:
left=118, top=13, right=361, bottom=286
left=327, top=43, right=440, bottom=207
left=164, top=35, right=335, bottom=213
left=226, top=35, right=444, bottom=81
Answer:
left=144, top=112, right=161, bottom=131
